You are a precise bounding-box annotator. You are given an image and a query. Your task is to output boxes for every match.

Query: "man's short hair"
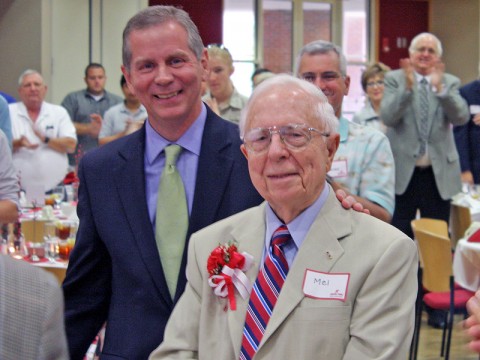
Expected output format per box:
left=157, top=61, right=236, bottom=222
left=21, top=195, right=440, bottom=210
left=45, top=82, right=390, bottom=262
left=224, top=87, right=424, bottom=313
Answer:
left=18, top=69, right=43, bottom=86
left=84, top=63, right=105, bottom=77
left=295, top=40, right=347, bottom=78
left=239, top=74, right=338, bottom=139
left=122, top=5, right=204, bottom=71
left=409, top=32, right=443, bottom=57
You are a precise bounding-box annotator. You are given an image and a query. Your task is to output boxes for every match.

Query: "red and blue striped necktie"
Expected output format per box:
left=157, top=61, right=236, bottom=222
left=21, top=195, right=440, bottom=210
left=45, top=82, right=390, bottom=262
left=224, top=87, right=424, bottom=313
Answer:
left=239, top=225, right=291, bottom=360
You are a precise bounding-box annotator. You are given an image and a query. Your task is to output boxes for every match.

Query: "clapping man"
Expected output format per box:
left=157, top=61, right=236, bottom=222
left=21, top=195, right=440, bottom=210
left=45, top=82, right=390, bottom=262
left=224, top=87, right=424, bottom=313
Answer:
left=10, top=70, right=77, bottom=193
left=61, top=63, right=122, bottom=163
left=99, top=75, right=147, bottom=145
left=380, top=32, right=468, bottom=239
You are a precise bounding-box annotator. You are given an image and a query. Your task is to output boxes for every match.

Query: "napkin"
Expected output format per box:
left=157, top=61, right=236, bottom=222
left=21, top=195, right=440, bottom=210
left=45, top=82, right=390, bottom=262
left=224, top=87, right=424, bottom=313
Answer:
left=465, top=222, right=480, bottom=242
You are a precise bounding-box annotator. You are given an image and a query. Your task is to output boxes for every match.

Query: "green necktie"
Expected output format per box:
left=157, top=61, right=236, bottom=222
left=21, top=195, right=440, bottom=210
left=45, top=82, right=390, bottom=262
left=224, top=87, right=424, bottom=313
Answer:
left=155, top=144, right=188, bottom=298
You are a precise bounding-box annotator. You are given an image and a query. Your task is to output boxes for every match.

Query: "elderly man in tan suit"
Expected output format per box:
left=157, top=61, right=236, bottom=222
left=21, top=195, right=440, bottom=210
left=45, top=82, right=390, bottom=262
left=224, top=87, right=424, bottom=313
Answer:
left=150, top=74, right=418, bottom=360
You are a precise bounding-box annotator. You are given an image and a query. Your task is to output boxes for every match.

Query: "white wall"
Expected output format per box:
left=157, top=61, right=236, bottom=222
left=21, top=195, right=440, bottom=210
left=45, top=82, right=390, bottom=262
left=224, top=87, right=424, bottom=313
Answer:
left=0, top=0, right=148, bottom=104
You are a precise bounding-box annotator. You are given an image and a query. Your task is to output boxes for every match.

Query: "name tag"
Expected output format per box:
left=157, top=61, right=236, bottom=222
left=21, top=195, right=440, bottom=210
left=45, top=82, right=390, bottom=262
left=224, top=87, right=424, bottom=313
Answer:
left=328, top=159, right=348, bottom=178
left=470, top=105, right=480, bottom=115
left=303, top=269, right=349, bottom=301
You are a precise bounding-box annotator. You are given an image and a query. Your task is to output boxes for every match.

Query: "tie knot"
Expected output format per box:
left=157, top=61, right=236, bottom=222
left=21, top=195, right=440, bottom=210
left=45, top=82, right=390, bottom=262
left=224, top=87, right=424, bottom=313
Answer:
left=420, top=77, right=428, bottom=86
left=164, top=144, right=182, bottom=167
left=271, top=225, right=291, bottom=249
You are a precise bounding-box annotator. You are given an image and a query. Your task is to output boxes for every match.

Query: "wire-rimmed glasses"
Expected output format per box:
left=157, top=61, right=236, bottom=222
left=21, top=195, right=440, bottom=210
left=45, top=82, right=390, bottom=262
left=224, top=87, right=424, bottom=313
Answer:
left=243, top=124, right=330, bottom=153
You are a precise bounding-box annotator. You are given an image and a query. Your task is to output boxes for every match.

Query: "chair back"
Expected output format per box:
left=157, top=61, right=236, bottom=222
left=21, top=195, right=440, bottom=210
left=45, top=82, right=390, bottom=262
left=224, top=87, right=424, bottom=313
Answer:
left=450, top=204, right=471, bottom=248
left=411, top=218, right=452, bottom=292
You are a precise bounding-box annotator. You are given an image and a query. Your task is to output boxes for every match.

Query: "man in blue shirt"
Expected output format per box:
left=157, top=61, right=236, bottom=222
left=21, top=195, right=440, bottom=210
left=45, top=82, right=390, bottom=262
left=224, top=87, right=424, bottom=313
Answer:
left=61, top=63, right=122, bottom=165
left=62, top=6, right=262, bottom=360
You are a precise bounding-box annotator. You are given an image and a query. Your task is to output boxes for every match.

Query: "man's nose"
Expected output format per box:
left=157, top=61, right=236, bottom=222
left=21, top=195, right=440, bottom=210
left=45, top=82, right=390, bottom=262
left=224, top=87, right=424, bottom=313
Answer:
left=268, top=133, right=288, bottom=157
left=155, top=65, right=173, bottom=84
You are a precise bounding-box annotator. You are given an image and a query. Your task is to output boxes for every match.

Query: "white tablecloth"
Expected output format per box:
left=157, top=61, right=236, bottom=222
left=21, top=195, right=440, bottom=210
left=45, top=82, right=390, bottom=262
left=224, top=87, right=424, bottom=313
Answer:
left=451, top=193, right=480, bottom=222
left=453, top=238, right=480, bottom=291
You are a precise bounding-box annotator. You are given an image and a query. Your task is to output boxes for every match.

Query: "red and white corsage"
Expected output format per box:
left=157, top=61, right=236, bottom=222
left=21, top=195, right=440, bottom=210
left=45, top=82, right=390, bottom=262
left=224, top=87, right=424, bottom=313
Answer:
left=207, top=241, right=253, bottom=310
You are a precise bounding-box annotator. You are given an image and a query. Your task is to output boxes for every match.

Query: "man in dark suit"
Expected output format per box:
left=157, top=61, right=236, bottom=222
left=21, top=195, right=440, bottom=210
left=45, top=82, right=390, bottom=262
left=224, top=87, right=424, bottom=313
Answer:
left=381, top=32, right=468, bottom=239
left=62, top=6, right=263, bottom=360
left=454, top=77, right=480, bottom=185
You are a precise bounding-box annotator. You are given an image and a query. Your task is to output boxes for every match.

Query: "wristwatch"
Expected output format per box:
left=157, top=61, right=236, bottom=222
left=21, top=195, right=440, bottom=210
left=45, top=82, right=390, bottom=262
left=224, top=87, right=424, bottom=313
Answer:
left=44, top=136, right=50, bottom=144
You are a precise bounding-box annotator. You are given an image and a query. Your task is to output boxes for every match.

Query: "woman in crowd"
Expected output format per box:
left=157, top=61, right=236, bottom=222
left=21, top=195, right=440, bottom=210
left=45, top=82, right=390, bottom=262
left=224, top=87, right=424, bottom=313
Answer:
left=352, top=62, right=390, bottom=133
left=203, top=44, right=248, bottom=124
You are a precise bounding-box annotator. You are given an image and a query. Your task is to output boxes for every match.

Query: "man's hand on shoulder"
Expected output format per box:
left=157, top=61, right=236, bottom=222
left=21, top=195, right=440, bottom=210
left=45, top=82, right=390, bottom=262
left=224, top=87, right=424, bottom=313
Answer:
left=335, top=188, right=370, bottom=215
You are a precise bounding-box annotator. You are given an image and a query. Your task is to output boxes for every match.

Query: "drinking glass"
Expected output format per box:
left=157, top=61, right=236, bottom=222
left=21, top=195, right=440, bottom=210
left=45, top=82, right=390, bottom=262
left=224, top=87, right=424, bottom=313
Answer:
left=52, top=186, right=64, bottom=209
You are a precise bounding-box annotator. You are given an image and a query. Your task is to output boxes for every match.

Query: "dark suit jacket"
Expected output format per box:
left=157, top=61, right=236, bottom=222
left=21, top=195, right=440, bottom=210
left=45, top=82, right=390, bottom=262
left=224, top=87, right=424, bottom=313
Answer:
left=62, top=106, right=263, bottom=360
left=454, top=80, right=480, bottom=183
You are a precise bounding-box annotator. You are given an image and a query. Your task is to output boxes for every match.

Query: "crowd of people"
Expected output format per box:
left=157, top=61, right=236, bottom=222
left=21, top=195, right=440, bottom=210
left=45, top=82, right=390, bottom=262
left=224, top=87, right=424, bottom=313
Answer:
left=2, top=4, right=480, bottom=359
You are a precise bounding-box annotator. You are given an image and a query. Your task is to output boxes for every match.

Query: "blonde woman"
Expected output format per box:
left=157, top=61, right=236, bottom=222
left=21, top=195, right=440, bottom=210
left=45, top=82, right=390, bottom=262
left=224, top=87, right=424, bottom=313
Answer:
left=352, top=62, right=390, bottom=133
left=203, top=44, right=248, bottom=124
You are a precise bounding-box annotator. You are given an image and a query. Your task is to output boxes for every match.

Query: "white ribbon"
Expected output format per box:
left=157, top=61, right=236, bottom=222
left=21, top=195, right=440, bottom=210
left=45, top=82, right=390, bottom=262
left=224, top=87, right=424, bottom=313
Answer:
left=208, top=251, right=254, bottom=300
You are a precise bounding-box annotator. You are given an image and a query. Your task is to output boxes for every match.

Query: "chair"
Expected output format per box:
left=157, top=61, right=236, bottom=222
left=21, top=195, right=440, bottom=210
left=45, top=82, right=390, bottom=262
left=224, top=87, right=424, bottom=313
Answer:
left=410, top=218, right=475, bottom=360
left=450, top=204, right=471, bottom=249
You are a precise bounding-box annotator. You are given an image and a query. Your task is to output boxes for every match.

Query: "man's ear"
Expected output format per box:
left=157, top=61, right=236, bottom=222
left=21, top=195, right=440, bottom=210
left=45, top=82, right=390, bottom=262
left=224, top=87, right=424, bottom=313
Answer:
left=343, top=75, right=351, bottom=96
left=121, top=66, right=137, bottom=97
left=240, top=144, right=249, bottom=160
left=201, top=48, right=209, bottom=82
left=325, top=133, right=340, bottom=172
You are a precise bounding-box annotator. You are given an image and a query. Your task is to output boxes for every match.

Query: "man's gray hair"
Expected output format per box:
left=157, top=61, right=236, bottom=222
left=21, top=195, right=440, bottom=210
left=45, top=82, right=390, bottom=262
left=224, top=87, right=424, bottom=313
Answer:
left=409, top=32, right=443, bottom=57
left=239, top=74, right=338, bottom=138
left=294, top=40, right=347, bottom=77
left=122, top=5, right=204, bottom=70
left=18, top=69, right=43, bottom=86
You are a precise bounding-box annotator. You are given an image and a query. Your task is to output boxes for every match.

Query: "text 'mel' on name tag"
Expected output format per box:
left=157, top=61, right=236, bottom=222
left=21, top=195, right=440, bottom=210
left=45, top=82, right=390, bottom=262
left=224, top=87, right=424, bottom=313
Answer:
left=302, top=269, right=350, bottom=301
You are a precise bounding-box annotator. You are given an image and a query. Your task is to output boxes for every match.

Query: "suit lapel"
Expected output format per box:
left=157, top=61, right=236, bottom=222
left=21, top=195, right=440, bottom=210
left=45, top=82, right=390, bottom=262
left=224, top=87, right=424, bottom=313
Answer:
left=114, top=128, right=172, bottom=307
left=189, top=109, right=239, bottom=234
left=226, top=204, right=268, bottom=359
left=260, top=191, right=350, bottom=351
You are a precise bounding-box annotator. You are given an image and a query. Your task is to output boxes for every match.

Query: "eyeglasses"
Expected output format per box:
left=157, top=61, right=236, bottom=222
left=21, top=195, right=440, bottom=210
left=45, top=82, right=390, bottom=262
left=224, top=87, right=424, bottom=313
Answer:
left=300, top=71, right=342, bottom=84
left=414, top=46, right=436, bottom=55
left=366, top=80, right=384, bottom=88
left=243, top=124, right=330, bottom=153
left=207, top=43, right=230, bottom=53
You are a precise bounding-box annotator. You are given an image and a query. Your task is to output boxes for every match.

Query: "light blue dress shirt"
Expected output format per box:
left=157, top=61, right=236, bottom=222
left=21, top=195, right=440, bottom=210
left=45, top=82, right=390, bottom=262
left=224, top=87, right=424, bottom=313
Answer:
left=264, top=184, right=329, bottom=267
left=144, top=104, right=207, bottom=228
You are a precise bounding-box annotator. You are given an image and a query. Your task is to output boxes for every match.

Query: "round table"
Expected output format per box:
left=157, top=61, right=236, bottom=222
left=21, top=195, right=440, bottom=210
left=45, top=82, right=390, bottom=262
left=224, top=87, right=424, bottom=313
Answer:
left=453, top=238, right=480, bottom=291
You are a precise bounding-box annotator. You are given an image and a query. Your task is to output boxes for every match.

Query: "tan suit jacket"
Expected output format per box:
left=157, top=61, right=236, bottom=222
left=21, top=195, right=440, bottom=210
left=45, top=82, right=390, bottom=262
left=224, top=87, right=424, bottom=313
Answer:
left=150, top=189, right=418, bottom=360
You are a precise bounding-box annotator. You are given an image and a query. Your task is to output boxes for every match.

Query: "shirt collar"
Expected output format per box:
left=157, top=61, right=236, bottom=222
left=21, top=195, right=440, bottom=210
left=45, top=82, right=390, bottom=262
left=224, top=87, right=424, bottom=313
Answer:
left=145, top=103, right=207, bottom=164
left=338, top=116, right=349, bottom=143
left=265, top=184, right=330, bottom=250
left=414, top=72, right=430, bottom=84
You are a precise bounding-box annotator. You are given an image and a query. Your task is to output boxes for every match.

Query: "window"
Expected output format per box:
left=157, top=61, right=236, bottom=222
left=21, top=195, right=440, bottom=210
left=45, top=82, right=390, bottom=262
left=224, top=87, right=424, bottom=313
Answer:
left=223, top=0, right=369, bottom=110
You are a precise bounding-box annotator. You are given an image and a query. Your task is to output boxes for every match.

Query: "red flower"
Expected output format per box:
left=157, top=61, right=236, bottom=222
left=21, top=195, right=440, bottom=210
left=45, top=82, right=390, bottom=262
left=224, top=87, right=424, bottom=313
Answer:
left=207, top=241, right=253, bottom=311
left=207, top=247, right=226, bottom=276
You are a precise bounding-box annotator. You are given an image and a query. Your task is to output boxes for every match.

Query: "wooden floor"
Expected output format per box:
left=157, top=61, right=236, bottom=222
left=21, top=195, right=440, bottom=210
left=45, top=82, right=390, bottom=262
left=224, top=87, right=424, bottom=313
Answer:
left=416, top=313, right=479, bottom=360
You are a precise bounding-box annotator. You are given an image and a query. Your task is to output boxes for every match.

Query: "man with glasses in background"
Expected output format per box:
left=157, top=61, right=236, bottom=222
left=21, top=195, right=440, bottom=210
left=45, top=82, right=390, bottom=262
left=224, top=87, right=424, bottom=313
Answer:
left=381, top=32, right=469, bottom=329
left=296, top=40, right=395, bottom=223
left=381, top=32, right=468, bottom=240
